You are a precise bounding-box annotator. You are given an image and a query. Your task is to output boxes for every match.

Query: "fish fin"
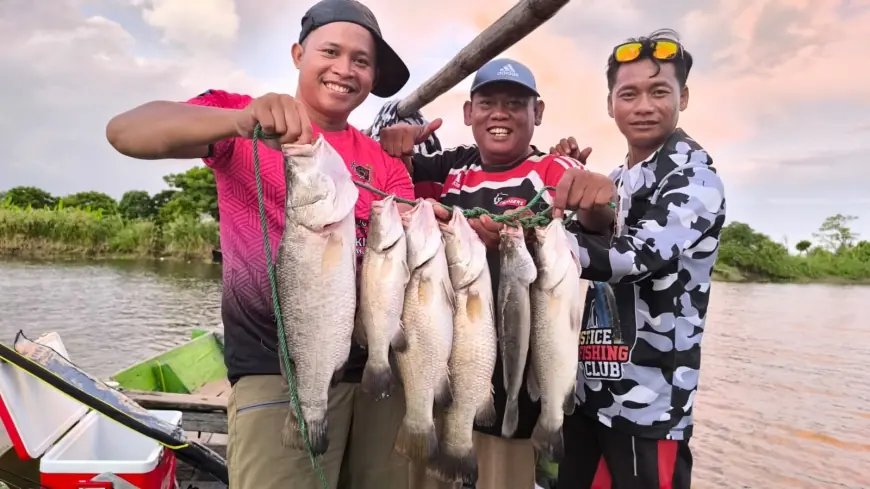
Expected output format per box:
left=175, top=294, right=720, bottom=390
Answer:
left=501, top=396, right=519, bottom=436
left=434, top=371, right=453, bottom=411
left=526, top=363, right=541, bottom=402
left=282, top=411, right=330, bottom=457
left=391, top=321, right=408, bottom=353
left=430, top=445, right=478, bottom=485
left=563, top=385, right=577, bottom=416
left=476, top=391, right=497, bottom=427
left=531, top=419, right=564, bottom=463
left=321, top=230, right=345, bottom=274
left=394, top=421, right=438, bottom=462
left=331, top=362, right=346, bottom=387
left=361, top=360, right=395, bottom=401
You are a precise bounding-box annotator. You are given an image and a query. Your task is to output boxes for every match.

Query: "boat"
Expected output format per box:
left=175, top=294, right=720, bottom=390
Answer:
left=108, top=328, right=230, bottom=488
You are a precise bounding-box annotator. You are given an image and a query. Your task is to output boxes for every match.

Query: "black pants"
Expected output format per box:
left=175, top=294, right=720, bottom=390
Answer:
left=557, top=412, right=692, bottom=489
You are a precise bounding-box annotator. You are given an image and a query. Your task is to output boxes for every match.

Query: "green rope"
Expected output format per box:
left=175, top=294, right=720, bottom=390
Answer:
left=252, top=125, right=329, bottom=489
left=249, top=124, right=617, bottom=489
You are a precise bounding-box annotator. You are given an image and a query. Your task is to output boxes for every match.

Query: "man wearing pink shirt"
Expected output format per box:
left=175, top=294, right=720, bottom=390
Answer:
left=105, top=1, right=416, bottom=488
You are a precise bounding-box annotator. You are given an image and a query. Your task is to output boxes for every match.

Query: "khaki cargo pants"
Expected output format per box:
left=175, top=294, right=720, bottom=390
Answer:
left=227, top=375, right=535, bottom=489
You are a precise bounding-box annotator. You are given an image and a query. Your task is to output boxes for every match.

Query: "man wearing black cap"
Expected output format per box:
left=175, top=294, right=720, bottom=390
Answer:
left=105, top=1, right=420, bottom=488
left=378, top=58, right=615, bottom=489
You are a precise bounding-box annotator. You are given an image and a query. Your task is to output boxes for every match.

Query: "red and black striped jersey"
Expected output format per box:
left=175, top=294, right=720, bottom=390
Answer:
left=411, top=144, right=586, bottom=216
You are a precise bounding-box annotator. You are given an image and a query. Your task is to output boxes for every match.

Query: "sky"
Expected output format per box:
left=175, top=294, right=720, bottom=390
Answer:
left=2, top=0, right=868, bottom=246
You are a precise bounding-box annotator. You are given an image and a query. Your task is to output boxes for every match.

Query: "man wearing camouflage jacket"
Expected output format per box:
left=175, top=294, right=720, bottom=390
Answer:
left=550, top=29, right=726, bottom=489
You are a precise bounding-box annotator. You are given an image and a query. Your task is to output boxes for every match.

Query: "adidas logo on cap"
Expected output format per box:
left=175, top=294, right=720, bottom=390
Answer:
left=496, top=64, right=520, bottom=77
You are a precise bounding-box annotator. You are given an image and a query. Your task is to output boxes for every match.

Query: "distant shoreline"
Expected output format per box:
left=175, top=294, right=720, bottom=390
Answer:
left=2, top=252, right=868, bottom=286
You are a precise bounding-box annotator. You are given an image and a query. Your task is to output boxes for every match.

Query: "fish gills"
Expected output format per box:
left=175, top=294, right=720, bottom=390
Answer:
left=528, top=217, right=585, bottom=462
left=430, top=208, right=498, bottom=485
left=358, top=194, right=410, bottom=400
left=275, top=135, right=358, bottom=456
left=394, top=199, right=455, bottom=462
left=497, top=225, right=538, bottom=438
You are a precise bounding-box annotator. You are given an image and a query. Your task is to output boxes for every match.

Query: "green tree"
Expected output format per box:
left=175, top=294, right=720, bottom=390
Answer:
left=160, top=166, right=219, bottom=221
left=4, top=186, right=57, bottom=209
left=795, top=240, right=812, bottom=254
left=151, top=189, right=178, bottom=211
left=813, top=214, right=859, bottom=253
left=119, top=190, right=156, bottom=220
left=61, top=191, right=119, bottom=215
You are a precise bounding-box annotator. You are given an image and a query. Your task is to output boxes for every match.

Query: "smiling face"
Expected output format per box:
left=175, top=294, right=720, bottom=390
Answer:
left=464, top=82, right=544, bottom=166
left=292, top=22, right=376, bottom=125
left=607, top=58, right=689, bottom=151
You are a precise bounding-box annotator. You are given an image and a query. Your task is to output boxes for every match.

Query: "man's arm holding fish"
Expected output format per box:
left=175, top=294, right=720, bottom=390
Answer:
left=549, top=138, right=618, bottom=235
left=106, top=90, right=311, bottom=163
left=555, top=165, right=725, bottom=284
left=378, top=120, right=473, bottom=201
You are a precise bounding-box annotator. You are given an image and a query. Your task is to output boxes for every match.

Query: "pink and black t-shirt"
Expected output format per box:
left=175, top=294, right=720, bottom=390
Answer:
left=184, top=89, right=414, bottom=384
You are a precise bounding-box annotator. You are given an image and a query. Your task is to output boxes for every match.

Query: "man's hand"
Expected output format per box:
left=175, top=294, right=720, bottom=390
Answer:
left=380, top=119, right=443, bottom=158
left=234, top=93, right=312, bottom=150
left=553, top=168, right=617, bottom=219
left=550, top=137, right=592, bottom=164
left=468, top=215, right=503, bottom=250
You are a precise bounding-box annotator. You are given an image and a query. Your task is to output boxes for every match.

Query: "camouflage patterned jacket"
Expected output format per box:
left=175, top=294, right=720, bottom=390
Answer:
left=566, top=128, right=726, bottom=441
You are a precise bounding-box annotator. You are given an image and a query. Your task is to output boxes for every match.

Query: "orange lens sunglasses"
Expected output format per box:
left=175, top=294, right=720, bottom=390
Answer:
left=613, top=39, right=681, bottom=63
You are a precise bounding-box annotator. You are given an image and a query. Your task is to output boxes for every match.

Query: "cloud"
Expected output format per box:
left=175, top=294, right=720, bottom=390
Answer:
left=1, top=0, right=868, bottom=244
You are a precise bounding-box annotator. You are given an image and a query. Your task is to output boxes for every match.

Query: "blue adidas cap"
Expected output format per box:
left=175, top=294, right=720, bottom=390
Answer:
left=470, top=58, right=539, bottom=97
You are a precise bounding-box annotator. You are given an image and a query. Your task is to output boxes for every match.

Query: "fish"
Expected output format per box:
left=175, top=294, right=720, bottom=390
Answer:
left=274, top=134, right=359, bottom=456
left=527, top=217, right=586, bottom=462
left=394, top=198, right=455, bottom=462
left=497, top=224, right=538, bottom=438
left=430, top=208, right=498, bottom=485
left=357, top=194, right=410, bottom=400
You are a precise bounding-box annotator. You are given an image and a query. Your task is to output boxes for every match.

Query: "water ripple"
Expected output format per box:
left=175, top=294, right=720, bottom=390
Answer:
left=1, top=261, right=868, bottom=487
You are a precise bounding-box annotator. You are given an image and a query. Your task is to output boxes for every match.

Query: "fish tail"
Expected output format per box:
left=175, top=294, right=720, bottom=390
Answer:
left=501, top=397, right=519, bottom=437
left=531, top=419, right=565, bottom=463
left=282, top=411, right=329, bottom=457
left=361, top=360, right=395, bottom=401
left=394, top=421, right=438, bottom=462
left=430, top=445, right=478, bottom=485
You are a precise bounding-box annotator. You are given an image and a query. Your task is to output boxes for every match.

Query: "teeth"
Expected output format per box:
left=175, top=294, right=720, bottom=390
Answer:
left=325, top=82, right=350, bottom=93
left=488, top=128, right=509, bottom=135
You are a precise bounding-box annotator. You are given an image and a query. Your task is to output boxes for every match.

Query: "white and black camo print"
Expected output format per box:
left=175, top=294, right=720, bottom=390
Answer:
left=567, top=128, right=726, bottom=442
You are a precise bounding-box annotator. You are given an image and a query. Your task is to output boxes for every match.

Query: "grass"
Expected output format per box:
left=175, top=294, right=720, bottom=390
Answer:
left=0, top=206, right=218, bottom=261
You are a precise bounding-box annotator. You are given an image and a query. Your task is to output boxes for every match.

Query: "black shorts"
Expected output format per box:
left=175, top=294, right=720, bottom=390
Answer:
left=557, top=411, right=692, bottom=489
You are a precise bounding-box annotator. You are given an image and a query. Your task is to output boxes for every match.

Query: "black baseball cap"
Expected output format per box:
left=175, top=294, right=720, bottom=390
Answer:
left=299, top=0, right=410, bottom=98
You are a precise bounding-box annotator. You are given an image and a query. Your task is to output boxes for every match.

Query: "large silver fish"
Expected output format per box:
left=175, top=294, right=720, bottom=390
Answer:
left=358, top=194, right=409, bottom=400
left=528, top=217, right=586, bottom=462
left=275, top=134, right=358, bottom=456
left=394, top=198, right=455, bottom=462
left=497, top=225, right=537, bottom=438
left=431, top=208, right=497, bottom=485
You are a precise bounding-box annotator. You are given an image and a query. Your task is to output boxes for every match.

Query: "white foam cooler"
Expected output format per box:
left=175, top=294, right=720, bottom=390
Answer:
left=0, top=332, right=182, bottom=488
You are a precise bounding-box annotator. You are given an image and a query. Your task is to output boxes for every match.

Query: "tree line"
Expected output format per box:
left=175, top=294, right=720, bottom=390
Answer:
left=1, top=168, right=868, bottom=281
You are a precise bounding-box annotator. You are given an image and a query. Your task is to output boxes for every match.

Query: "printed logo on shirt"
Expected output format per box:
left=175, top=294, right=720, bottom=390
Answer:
left=351, top=161, right=372, bottom=183
left=579, top=284, right=636, bottom=381
left=493, top=192, right=528, bottom=208
left=355, top=218, right=368, bottom=256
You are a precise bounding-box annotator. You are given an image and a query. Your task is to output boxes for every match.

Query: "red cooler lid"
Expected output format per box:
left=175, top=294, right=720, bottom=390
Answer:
left=0, top=332, right=90, bottom=460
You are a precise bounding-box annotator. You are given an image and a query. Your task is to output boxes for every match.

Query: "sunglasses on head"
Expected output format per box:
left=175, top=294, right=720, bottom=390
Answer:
left=613, top=39, right=682, bottom=63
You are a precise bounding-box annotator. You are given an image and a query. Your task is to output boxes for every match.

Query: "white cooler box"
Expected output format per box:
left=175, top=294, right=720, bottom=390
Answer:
left=0, top=332, right=182, bottom=488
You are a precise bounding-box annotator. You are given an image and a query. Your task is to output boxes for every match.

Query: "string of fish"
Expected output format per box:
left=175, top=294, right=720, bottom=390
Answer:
left=250, top=122, right=613, bottom=489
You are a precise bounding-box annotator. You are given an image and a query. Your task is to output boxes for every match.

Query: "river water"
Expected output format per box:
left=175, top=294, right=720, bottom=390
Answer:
left=0, top=259, right=868, bottom=488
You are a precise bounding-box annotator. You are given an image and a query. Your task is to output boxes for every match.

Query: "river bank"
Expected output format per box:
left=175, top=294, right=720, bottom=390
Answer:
left=0, top=207, right=218, bottom=261
left=3, top=207, right=870, bottom=285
